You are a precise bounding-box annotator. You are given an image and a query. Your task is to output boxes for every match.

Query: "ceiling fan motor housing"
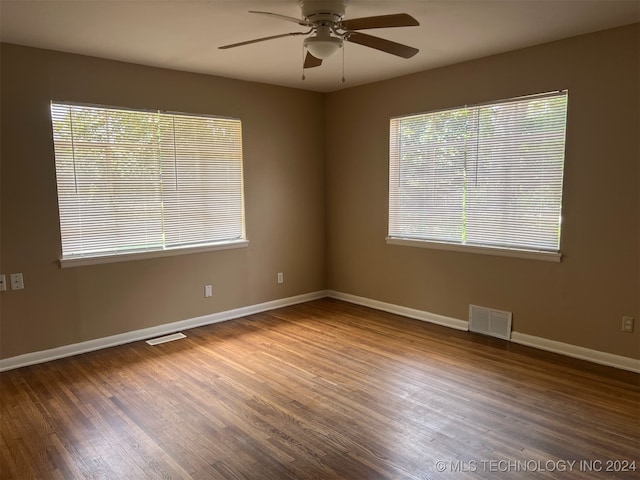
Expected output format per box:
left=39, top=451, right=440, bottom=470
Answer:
left=299, top=0, right=347, bottom=24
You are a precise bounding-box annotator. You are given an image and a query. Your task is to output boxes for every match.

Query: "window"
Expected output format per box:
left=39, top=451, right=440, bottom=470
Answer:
left=51, top=102, right=246, bottom=267
left=388, top=91, right=568, bottom=261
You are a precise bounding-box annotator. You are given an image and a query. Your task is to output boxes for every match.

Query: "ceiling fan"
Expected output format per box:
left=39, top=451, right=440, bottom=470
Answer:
left=219, top=0, right=420, bottom=70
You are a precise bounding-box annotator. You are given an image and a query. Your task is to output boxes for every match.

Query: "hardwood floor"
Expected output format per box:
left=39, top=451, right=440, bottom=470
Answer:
left=1, top=298, right=639, bottom=479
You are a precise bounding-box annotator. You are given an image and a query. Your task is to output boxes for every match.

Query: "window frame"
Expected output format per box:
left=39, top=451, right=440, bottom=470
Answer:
left=387, top=91, right=568, bottom=263
left=58, top=240, right=249, bottom=268
left=50, top=101, right=248, bottom=268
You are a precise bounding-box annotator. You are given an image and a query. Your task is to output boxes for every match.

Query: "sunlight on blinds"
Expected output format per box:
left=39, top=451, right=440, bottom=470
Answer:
left=51, top=103, right=244, bottom=260
left=389, top=91, right=568, bottom=253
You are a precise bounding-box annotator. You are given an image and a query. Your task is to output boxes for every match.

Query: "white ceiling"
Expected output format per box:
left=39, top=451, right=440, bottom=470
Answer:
left=1, top=0, right=638, bottom=92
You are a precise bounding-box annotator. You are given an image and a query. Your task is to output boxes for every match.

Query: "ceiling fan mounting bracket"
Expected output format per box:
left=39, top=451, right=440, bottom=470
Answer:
left=305, top=13, right=343, bottom=26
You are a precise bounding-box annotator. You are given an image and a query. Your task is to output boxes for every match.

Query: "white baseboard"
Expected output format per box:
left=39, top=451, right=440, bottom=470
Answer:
left=328, top=290, right=639, bottom=373
left=0, top=290, right=328, bottom=372
left=3, top=289, right=638, bottom=374
left=327, top=290, right=469, bottom=331
left=511, top=332, right=640, bottom=374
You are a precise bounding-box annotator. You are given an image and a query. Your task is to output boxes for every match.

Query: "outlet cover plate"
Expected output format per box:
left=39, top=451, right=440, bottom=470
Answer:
left=622, top=316, right=634, bottom=333
left=10, top=273, right=24, bottom=290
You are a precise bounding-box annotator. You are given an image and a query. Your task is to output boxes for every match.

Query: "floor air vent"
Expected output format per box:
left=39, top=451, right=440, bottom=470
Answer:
left=469, top=305, right=512, bottom=340
left=145, top=332, right=186, bottom=346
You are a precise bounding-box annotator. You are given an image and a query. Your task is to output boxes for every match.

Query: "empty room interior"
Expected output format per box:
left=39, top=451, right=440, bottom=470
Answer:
left=1, top=1, right=639, bottom=478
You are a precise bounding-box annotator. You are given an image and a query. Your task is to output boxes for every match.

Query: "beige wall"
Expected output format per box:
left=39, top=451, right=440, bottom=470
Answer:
left=2, top=24, right=639, bottom=363
left=326, top=24, right=639, bottom=359
left=0, top=44, right=326, bottom=359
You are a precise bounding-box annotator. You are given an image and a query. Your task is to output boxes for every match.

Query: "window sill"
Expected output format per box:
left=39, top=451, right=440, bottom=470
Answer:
left=386, top=237, right=562, bottom=263
left=59, top=239, right=250, bottom=268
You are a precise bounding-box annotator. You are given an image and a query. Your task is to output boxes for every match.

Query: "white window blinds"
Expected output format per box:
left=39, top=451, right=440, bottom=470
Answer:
left=51, top=102, right=245, bottom=261
left=389, top=91, right=568, bottom=254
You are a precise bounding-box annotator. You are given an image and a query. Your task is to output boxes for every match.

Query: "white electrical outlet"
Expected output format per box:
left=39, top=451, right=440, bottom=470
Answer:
left=204, top=285, right=213, bottom=298
left=10, top=273, right=24, bottom=290
left=622, top=316, right=634, bottom=333
left=0, top=274, right=6, bottom=292
left=277, top=272, right=284, bottom=284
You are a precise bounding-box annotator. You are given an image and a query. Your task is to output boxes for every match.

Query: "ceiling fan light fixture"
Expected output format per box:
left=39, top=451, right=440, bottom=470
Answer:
left=304, top=36, right=343, bottom=59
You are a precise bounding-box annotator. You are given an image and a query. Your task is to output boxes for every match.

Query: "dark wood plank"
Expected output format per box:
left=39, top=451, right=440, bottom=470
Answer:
left=1, top=298, right=639, bottom=479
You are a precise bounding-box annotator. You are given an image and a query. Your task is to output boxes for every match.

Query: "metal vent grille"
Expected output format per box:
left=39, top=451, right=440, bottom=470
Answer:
left=469, top=305, right=512, bottom=340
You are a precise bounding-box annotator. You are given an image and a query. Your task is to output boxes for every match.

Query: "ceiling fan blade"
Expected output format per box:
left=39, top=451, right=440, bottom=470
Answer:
left=340, top=13, right=419, bottom=30
left=304, top=52, right=322, bottom=69
left=249, top=11, right=312, bottom=27
left=219, top=32, right=306, bottom=49
left=346, top=32, right=419, bottom=58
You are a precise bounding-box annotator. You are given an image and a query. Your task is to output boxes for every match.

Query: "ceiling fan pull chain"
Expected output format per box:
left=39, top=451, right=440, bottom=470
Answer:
left=302, top=44, right=306, bottom=80
left=341, top=43, right=346, bottom=83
